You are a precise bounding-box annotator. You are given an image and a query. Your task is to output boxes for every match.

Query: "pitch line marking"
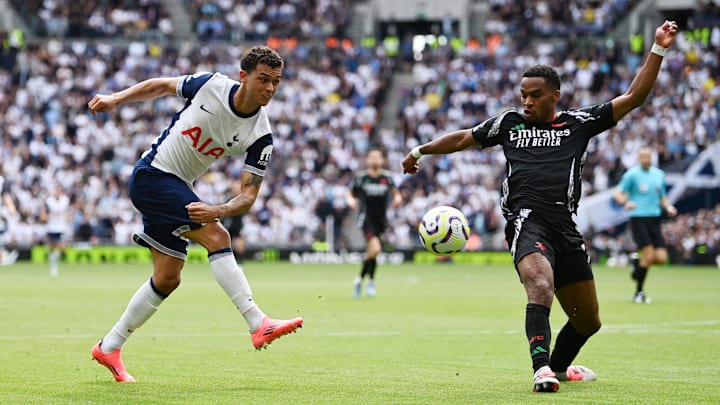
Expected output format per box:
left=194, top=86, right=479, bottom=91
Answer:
left=0, top=320, right=717, bottom=341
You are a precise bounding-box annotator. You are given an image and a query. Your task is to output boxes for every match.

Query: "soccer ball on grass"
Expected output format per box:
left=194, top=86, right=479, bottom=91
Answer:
left=418, top=206, right=470, bottom=255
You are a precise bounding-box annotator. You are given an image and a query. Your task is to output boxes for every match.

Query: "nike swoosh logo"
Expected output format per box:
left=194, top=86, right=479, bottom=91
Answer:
left=200, top=104, right=214, bottom=115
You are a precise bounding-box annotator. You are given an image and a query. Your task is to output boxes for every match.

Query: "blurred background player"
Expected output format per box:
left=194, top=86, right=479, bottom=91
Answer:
left=0, top=172, right=18, bottom=266
left=614, top=146, right=677, bottom=304
left=42, top=185, right=70, bottom=277
left=0, top=215, right=17, bottom=266
left=402, top=20, right=678, bottom=393
left=87, top=46, right=302, bottom=383
left=0, top=173, right=18, bottom=266
left=346, top=147, right=402, bottom=298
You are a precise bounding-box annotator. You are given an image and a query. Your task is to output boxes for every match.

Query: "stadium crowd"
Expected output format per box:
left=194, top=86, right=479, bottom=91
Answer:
left=8, top=0, right=172, bottom=39
left=663, top=203, right=720, bottom=264
left=487, top=0, right=639, bottom=36
left=589, top=203, right=720, bottom=266
left=190, top=0, right=350, bottom=41
left=1, top=2, right=719, bottom=264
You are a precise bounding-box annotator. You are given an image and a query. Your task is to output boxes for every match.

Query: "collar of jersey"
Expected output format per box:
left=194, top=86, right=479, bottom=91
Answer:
left=229, top=84, right=261, bottom=118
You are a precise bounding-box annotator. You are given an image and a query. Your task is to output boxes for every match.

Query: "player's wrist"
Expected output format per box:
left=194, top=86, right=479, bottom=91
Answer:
left=410, top=146, right=423, bottom=159
left=650, top=43, right=667, bottom=57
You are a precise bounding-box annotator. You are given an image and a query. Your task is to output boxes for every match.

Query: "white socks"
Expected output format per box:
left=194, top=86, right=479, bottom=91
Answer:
left=100, top=250, right=265, bottom=353
left=49, top=249, right=60, bottom=277
left=100, top=279, right=164, bottom=353
left=209, top=251, right=265, bottom=331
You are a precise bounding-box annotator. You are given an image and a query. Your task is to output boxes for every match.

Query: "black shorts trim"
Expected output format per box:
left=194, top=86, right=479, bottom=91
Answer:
left=132, top=231, right=187, bottom=261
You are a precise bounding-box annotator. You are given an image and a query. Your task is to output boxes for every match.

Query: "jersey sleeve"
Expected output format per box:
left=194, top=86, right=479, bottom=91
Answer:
left=572, top=102, right=617, bottom=139
left=471, top=109, right=516, bottom=147
left=176, top=72, right=214, bottom=99
left=243, top=134, right=273, bottom=176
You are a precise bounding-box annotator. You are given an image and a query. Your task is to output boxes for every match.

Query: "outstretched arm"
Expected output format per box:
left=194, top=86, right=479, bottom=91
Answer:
left=185, top=171, right=263, bottom=223
left=611, top=20, right=678, bottom=122
left=401, top=129, right=479, bottom=174
left=88, top=77, right=179, bottom=114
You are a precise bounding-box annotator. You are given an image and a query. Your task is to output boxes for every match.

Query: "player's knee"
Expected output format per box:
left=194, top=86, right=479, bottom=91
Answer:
left=573, top=315, right=601, bottom=336
left=153, top=273, right=181, bottom=295
left=203, top=226, right=232, bottom=251
left=521, top=266, right=554, bottom=291
left=524, top=279, right=555, bottom=306
left=367, top=244, right=381, bottom=258
left=653, top=250, right=668, bottom=264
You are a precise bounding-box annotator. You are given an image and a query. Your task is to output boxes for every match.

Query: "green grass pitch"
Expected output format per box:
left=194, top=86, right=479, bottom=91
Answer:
left=0, top=260, right=718, bottom=404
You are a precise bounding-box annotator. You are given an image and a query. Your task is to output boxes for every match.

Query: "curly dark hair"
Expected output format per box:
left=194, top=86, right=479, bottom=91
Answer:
left=522, top=64, right=561, bottom=91
left=240, top=46, right=284, bottom=73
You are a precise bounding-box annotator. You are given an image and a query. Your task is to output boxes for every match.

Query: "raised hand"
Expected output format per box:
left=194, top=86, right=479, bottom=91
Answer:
left=655, top=20, right=678, bottom=48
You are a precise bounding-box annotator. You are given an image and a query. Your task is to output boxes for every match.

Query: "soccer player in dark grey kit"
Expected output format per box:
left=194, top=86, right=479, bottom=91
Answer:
left=402, top=21, right=678, bottom=392
left=347, top=148, right=402, bottom=298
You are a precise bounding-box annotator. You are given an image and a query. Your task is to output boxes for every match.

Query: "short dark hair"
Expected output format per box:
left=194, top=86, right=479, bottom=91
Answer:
left=368, top=146, right=386, bottom=157
left=241, top=46, right=284, bottom=73
left=522, top=65, right=561, bottom=91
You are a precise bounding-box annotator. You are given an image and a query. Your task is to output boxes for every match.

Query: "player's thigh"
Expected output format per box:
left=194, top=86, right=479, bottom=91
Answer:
left=150, top=247, right=185, bottom=278
left=554, top=248, right=600, bottom=333
left=183, top=221, right=231, bottom=252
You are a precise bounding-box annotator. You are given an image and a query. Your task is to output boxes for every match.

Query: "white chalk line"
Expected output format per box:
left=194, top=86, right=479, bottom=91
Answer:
left=0, top=320, right=717, bottom=341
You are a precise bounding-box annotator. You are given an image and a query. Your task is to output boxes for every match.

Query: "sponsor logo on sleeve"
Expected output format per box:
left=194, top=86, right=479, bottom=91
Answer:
left=258, top=145, right=273, bottom=166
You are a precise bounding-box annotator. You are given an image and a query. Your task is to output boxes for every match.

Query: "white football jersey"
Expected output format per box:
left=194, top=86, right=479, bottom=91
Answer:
left=46, top=194, right=70, bottom=233
left=141, top=72, right=274, bottom=184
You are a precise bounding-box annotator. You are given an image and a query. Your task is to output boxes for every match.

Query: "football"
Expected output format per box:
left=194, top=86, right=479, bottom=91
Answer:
left=418, top=206, right=470, bottom=255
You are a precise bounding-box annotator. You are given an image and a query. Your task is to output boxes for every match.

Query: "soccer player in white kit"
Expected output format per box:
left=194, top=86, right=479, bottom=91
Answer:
left=87, top=46, right=303, bottom=383
left=44, top=186, right=70, bottom=277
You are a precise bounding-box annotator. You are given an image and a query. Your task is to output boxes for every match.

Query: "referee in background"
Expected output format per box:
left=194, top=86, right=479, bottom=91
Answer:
left=614, top=146, right=677, bottom=304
